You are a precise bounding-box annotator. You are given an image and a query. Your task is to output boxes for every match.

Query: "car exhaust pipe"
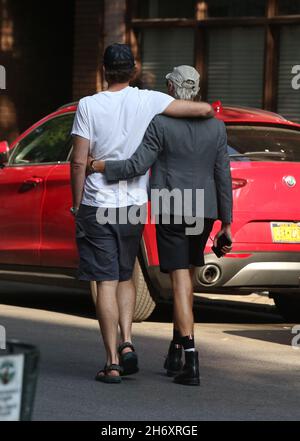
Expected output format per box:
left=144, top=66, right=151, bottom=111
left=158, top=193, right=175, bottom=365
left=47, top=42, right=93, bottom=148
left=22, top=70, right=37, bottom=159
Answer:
left=198, top=264, right=221, bottom=285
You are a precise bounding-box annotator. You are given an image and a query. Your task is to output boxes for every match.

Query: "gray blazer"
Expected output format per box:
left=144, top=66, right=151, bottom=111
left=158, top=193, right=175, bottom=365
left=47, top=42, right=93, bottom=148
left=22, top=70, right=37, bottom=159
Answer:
left=105, top=115, right=233, bottom=224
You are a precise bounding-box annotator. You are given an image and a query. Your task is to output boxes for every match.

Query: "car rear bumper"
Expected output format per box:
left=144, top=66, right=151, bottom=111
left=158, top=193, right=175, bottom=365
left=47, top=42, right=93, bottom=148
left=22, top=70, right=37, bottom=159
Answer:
left=194, top=252, right=300, bottom=292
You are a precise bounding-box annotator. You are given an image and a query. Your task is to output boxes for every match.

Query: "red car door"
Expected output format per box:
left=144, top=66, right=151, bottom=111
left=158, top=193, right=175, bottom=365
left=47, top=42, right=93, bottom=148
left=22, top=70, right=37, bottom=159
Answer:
left=0, top=164, right=52, bottom=265
left=40, top=162, right=78, bottom=268
left=0, top=112, right=74, bottom=266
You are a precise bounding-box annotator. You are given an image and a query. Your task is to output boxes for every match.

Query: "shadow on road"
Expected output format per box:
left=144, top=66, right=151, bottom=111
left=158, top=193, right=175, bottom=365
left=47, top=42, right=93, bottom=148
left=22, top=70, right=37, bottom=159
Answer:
left=0, top=281, right=284, bottom=324
left=150, top=300, right=284, bottom=324
left=0, top=281, right=95, bottom=318
left=224, top=329, right=294, bottom=346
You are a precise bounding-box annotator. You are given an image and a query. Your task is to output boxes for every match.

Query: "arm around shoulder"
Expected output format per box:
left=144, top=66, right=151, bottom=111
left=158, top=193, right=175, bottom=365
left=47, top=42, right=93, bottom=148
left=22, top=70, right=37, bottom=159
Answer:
left=163, top=100, right=214, bottom=118
left=104, top=118, right=163, bottom=182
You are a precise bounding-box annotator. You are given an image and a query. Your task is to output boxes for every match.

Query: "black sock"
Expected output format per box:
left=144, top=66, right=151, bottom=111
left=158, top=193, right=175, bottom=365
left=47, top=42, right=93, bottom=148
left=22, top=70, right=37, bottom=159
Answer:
left=172, top=329, right=182, bottom=348
left=181, top=335, right=195, bottom=352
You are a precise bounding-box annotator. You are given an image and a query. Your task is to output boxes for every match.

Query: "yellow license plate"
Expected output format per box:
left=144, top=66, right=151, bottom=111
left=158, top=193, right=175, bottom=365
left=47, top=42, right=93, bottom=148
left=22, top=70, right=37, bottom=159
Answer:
left=271, top=222, right=300, bottom=243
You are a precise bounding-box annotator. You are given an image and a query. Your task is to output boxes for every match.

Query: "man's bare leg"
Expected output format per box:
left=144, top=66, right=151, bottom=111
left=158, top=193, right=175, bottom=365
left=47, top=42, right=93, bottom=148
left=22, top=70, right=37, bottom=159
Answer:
left=172, top=268, right=195, bottom=336
left=170, top=269, right=194, bottom=337
left=117, top=279, right=136, bottom=354
left=96, top=280, right=120, bottom=376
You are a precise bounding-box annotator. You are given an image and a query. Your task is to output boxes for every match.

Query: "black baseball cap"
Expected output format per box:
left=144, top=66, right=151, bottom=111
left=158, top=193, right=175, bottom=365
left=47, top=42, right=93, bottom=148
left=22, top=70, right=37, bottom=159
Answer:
left=103, top=43, right=135, bottom=70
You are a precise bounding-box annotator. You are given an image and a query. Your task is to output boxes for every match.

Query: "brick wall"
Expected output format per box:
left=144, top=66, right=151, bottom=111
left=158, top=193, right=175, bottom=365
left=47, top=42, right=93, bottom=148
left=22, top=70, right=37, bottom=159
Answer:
left=72, top=0, right=104, bottom=100
left=72, top=0, right=127, bottom=99
left=0, top=0, right=75, bottom=141
left=0, top=0, right=129, bottom=141
left=103, top=0, right=126, bottom=47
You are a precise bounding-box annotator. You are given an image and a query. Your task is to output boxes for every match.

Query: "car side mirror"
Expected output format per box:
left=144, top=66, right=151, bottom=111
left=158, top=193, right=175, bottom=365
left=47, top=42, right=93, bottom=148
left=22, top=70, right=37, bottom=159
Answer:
left=0, top=140, right=10, bottom=166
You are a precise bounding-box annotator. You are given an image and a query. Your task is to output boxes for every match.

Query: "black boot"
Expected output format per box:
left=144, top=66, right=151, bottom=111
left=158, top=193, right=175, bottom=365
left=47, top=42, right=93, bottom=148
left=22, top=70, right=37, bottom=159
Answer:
left=163, top=341, right=183, bottom=377
left=173, top=351, right=200, bottom=386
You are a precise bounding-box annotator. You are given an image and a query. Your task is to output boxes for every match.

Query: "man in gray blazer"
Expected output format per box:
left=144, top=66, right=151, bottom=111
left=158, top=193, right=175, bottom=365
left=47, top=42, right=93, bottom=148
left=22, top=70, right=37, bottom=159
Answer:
left=89, top=66, right=233, bottom=386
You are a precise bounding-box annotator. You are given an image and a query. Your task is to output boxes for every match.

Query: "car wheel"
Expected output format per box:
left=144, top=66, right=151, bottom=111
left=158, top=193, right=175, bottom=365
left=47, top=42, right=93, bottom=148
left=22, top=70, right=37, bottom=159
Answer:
left=132, top=259, right=156, bottom=322
left=89, top=259, right=156, bottom=323
left=272, top=294, right=300, bottom=322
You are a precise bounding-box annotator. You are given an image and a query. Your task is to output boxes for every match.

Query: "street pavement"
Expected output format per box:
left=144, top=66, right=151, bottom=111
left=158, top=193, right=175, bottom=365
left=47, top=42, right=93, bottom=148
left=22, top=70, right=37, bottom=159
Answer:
left=0, top=282, right=300, bottom=421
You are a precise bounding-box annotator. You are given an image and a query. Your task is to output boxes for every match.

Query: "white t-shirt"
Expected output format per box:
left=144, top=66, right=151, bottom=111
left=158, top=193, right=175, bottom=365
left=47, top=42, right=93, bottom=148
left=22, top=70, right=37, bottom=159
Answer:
left=71, top=86, right=174, bottom=208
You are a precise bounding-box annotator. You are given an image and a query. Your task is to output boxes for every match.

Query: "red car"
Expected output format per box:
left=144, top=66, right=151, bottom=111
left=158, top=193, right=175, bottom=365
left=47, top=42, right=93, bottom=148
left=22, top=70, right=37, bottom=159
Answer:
left=0, top=102, right=300, bottom=321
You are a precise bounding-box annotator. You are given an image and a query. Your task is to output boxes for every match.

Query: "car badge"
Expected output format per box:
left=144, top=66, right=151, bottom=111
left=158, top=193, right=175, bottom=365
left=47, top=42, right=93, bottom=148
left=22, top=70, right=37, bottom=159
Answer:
left=283, top=176, right=296, bottom=188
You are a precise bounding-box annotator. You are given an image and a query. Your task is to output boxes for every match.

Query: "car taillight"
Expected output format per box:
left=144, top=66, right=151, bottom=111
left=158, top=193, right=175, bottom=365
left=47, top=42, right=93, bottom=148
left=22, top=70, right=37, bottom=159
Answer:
left=232, top=178, right=247, bottom=190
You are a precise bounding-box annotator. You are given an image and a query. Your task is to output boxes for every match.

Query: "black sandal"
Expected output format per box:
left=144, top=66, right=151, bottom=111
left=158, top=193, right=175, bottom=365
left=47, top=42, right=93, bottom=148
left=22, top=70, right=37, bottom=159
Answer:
left=118, top=342, right=139, bottom=376
left=95, top=364, right=123, bottom=384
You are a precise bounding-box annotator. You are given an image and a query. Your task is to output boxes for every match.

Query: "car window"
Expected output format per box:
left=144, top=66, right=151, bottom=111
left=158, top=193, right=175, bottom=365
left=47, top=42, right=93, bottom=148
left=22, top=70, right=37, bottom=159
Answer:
left=226, top=125, right=300, bottom=162
left=10, top=113, right=75, bottom=165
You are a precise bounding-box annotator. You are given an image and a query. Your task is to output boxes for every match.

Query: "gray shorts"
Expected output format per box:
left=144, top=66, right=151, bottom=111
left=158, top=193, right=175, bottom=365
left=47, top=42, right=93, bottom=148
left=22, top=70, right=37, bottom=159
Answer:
left=75, top=204, right=144, bottom=282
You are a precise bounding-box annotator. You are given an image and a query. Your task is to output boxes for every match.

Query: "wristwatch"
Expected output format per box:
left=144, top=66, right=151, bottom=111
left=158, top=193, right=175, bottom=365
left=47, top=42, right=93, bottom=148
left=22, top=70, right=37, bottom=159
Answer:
left=70, top=207, right=79, bottom=216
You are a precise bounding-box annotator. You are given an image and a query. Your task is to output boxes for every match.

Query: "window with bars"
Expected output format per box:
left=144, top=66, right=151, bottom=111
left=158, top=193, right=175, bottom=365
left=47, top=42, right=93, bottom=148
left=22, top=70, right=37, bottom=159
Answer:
left=140, top=28, right=195, bottom=92
left=133, top=0, right=268, bottom=18
left=204, top=0, right=267, bottom=17
left=207, top=27, right=265, bottom=108
left=133, top=0, right=195, bottom=19
left=278, top=0, right=300, bottom=15
left=133, top=0, right=300, bottom=120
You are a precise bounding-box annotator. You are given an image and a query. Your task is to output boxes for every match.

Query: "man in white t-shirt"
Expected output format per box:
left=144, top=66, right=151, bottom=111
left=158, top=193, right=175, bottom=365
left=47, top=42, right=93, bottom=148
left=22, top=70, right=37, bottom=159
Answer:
left=70, top=43, right=214, bottom=383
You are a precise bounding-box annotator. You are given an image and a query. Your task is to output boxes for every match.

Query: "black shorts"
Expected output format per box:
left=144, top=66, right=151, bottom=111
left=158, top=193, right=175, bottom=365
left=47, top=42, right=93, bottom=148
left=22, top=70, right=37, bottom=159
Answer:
left=76, top=204, right=144, bottom=282
left=156, top=216, right=215, bottom=273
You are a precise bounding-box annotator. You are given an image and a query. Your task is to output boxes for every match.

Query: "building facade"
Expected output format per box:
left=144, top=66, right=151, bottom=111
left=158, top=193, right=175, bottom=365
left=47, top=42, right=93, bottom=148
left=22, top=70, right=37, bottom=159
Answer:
left=128, top=0, right=300, bottom=123
left=0, top=0, right=300, bottom=141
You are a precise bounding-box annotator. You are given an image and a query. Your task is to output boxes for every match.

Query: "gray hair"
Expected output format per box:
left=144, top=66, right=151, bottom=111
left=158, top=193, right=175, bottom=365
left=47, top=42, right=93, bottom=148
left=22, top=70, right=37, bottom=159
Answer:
left=169, top=80, right=200, bottom=101
left=166, top=65, right=200, bottom=101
